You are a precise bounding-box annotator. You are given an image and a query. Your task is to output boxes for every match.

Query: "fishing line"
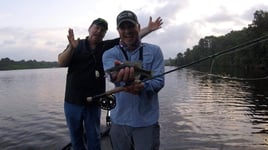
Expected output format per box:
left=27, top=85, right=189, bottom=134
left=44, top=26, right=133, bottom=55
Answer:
left=207, top=73, right=268, bottom=81
left=209, top=34, right=268, bottom=77
left=150, top=34, right=268, bottom=81
left=87, top=34, right=268, bottom=103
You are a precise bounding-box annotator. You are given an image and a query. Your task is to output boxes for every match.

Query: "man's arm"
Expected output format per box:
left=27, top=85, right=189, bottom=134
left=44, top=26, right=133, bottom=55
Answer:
left=58, top=45, right=74, bottom=67
left=58, top=28, right=79, bottom=67
left=139, top=17, right=163, bottom=38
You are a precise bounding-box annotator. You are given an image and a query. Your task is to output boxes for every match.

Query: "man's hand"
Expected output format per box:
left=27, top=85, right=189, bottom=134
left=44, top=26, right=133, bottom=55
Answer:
left=67, top=28, right=79, bottom=49
left=148, top=16, right=163, bottom=32
left=110, top=60, right=135, bottom=83
left=139, top=16, right=163, bottom=38
left=124, top=80, right=144, bottom=95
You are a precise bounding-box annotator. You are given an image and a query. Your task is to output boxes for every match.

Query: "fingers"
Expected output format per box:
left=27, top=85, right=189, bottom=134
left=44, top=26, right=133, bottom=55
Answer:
left=148, top=16, right=163, bottom=32
left=115, top=67, right=134, bottom=83
left=109, top=63, right=143, bottom=95
left=112, top=60, right=135, bottom=82
left=122, top=67, right=130, bottom=81
left=149, top=16, right=152, bottom=23
left=67, top=28, right=74, bottom=42
left=154, top=17, right=163, bottom=29
left=68, top=28, right=74, bottom=36
left=67, top=28, right=80, bottom=49
left=124, top=81, right=144, bottom=95
left=114, top=60, right=122, bottom=66
left=129, top=67, right=134, bottom=80
left=156, top=17, right=163, bottom=26
left=114, top=69, right=124, bottom=82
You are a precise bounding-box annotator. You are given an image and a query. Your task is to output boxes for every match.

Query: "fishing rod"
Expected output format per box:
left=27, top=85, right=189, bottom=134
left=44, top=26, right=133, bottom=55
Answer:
left=86, top=34, right=268, bottom=103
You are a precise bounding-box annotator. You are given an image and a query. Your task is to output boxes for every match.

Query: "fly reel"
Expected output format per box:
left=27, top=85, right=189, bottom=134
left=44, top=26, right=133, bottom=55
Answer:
left=99, top=95, right=116, bottom=110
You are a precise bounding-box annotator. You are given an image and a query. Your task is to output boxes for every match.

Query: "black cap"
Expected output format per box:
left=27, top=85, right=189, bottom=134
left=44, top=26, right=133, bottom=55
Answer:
left=91, top=18, right=108, bottom=30
left=116, top=10, right=138, bottom=27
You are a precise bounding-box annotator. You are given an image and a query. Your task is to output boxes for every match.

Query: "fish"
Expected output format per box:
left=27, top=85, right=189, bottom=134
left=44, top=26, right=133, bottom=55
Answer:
left=105, top=61, right=152, bottom=81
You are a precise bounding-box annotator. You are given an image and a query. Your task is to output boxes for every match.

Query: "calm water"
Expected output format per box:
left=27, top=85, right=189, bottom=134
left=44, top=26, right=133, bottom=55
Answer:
left=0, top=67, right=267, bottom=150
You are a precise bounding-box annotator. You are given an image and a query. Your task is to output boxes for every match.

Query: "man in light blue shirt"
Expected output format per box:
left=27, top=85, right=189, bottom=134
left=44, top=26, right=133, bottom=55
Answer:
left=102, top=10, right=165, bottom=150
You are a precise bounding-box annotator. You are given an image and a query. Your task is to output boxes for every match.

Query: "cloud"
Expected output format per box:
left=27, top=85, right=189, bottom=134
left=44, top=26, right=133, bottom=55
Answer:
left=0, top=27, right=67, bottom=61
left=0, top=0, right=268, bottom=61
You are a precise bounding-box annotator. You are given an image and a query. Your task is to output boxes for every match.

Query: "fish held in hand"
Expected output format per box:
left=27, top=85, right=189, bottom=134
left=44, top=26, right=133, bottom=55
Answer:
left=105, top=61, right=152, bottom=81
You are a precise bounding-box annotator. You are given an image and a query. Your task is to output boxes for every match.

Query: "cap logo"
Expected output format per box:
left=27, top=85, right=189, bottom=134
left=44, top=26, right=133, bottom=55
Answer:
left=118, top=12, right=134, bottom=19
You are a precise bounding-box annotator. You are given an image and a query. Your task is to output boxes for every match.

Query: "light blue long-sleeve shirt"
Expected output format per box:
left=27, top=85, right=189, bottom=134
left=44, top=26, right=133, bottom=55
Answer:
left=102, top=43, right=165, bottom=127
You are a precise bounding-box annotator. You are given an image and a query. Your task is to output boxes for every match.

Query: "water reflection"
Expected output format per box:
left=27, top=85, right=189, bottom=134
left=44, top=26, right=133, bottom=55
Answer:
left=0, top=68, right=267, bottom=149
left=159, top=67, right=268, bottom=149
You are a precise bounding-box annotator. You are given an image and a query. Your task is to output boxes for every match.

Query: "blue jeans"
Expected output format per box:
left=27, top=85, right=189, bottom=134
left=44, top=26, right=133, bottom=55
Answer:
left=64, top=102, right=101, bottom=150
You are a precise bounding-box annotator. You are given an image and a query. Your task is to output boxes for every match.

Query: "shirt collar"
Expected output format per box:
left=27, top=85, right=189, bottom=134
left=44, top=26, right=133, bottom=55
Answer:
left=119, top=40, right=141, bottom=51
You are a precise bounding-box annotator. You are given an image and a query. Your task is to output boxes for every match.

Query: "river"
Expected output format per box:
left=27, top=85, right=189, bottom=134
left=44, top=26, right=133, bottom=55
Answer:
left=0, top=67, right=267, bottom=150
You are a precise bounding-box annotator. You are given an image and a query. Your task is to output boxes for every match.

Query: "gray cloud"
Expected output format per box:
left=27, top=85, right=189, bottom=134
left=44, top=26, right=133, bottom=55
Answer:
left=0, top=1, right=267, bottom=61
left=0, top=27, right=66, bottom=61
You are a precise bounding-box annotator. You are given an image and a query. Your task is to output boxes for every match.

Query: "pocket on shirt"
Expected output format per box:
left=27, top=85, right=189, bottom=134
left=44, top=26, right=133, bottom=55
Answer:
left=142, top=54, right=153, bottom=70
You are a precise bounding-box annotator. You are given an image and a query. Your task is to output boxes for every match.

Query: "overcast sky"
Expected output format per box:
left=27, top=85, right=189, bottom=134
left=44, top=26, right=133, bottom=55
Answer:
left=1, top=0, right=268, bottom=61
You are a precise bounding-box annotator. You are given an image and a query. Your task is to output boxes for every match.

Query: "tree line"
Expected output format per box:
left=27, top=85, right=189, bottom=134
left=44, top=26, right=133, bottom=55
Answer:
left=1, top=10, right=267, bottom=75
left=167, top=10, right=268, bottom=78
left=0, top=57, right=58, bottom=70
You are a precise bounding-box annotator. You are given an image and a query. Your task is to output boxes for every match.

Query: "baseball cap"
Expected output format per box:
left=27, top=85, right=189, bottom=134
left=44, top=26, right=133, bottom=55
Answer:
left=117, top=10, right=138, bottom=27
left=91, top=18, right=108, bottom=30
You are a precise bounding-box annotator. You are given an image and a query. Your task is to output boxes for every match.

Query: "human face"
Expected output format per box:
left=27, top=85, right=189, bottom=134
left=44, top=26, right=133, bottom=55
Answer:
left=88, top=24, right=107, bottom=43
left=117, top=22, right=140, bottom=47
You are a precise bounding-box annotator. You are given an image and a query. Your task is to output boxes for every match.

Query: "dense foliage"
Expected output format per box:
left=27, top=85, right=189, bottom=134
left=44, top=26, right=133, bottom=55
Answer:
left=0, top=57, right=58, bottom=70
left=167, top=10, right=268, bottom=77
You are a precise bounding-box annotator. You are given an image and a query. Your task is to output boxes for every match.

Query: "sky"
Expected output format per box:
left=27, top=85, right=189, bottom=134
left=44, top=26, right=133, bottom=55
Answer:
left=0, top=0, right=268, bottom=61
